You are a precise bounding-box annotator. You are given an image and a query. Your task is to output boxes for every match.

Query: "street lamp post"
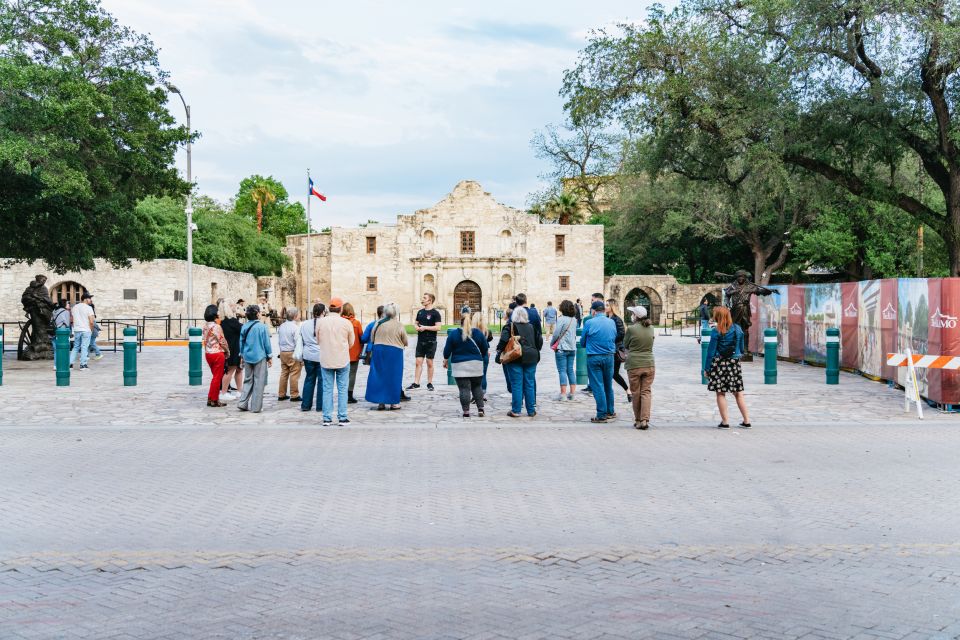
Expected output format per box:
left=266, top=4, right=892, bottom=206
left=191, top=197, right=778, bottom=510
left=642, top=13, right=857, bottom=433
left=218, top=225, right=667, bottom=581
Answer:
left=167, top=83, right=194, bottom=321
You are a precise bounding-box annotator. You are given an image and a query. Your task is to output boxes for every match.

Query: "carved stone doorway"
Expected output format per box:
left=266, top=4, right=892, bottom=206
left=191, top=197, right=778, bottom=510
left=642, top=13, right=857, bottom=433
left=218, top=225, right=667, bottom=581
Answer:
left=453, top=280, right=481, bottom=321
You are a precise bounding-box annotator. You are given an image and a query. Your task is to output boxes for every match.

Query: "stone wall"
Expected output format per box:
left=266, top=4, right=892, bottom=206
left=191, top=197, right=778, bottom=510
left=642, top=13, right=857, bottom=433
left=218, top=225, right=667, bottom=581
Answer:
left=604, top=275, right=723, bottom=323
left=0, top=259, right=258, bottom=325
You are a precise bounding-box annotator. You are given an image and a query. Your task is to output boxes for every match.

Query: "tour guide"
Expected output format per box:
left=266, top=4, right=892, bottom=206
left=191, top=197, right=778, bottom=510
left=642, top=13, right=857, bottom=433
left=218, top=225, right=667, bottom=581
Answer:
left=580, top=300, right=618, bottom=423
left=408, top=293, right=442, bottom=391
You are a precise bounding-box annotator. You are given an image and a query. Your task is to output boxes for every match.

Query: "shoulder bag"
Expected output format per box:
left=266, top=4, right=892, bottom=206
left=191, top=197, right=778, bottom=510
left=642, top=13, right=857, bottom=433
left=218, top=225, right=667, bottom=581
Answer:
left=500, top=324, right=523, bottom=364
left=551, top=318, right=572, bottom=352
left=362, top=320, right=381, bottom=365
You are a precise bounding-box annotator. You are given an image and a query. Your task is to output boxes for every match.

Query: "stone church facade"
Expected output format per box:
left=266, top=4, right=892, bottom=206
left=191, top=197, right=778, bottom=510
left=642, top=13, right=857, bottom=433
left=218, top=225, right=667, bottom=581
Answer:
left=275, top=181, right=605, bottom=324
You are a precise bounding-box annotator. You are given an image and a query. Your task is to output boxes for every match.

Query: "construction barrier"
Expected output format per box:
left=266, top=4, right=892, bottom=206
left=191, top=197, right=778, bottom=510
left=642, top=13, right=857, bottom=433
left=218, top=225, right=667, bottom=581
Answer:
left=754, top=277, right=960, bottom=405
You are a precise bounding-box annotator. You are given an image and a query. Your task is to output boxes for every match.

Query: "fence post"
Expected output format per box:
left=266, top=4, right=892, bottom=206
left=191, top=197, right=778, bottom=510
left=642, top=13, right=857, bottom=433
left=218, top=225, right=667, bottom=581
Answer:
left=123, top=327, right=138, bottom=386
left=446, top=329, right=455, bottom=385
left=0, top=326, right=3, bottom=386
left=188, top=326, right=202, bottom=386
left=826, top=327, right=840, bottom=385
left=575, top=327, right=588, bottom=386
left=700, top=327, right=712, bottom=385
left=55, top=327, right=70, bottom=387
left=764, top=327, right=778, bottom=385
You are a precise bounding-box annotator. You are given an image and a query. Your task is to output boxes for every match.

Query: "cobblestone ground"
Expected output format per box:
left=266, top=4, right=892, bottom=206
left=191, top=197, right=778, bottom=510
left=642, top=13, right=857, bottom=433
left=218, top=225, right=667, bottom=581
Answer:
left=1, top=336, right=959, bottom=639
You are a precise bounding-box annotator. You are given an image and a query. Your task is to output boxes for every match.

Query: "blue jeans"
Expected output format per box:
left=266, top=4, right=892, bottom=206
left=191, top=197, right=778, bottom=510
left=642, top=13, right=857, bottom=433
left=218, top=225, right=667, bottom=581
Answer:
left=70, top=331, right=91, bottom=366
left=506, top=362, right=537, bottom=415
left=301, top=360, right=323, bottom=411
left=586, top=354, right=615, bottom=418
left=555, top=350, right=576, bottom=386
left=322, top=365, right=349, bottom=421
left=89, top=325, right=102, bottom=356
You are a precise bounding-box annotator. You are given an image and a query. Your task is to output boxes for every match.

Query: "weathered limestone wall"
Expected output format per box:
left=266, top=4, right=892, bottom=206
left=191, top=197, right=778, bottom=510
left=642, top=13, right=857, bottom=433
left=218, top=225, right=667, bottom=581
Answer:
left=0, top=259, right=257, bottom=321
left=604, top=275, right=723, bottom=323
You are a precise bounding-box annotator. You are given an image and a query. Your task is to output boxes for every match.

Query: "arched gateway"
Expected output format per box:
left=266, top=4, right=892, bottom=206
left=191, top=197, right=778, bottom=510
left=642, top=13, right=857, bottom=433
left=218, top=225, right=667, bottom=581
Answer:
left=624, top=287, right=663, bottom=324
left=453, top=280, right=481, bottom=321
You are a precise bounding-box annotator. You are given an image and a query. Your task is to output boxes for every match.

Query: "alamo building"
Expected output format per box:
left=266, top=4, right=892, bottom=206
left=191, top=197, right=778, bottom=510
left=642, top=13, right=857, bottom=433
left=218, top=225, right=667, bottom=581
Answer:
left=0, top=180, right=719, bottom=329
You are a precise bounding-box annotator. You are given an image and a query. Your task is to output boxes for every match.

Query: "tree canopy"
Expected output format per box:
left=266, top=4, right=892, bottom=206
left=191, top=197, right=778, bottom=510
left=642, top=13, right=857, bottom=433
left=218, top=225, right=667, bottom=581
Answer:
left=233, top=175, right=308, bottom=242
left=559, top=0, right=959, bottom=279
left=138, top=195, right=289, bottom=276
left=0, top=0, right=189, bottom=273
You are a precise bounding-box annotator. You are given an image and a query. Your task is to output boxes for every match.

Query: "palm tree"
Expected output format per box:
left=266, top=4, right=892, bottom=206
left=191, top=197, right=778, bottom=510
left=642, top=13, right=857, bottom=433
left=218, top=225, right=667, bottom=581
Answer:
left=546, top=193, right=583, bottom=225
left=249, top=181, right=276, bottom=233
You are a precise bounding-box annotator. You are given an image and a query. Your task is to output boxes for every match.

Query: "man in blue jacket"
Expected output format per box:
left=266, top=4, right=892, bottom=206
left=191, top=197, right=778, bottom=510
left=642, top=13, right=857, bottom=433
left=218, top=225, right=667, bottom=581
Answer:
left=580, top=300, right=617, bottom=422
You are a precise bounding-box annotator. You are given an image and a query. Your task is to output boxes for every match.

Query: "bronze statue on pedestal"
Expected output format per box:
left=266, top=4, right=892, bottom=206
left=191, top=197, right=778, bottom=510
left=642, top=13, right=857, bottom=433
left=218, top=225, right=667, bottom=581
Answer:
left=714, top=270, right=778, bottom=362
left=19, top=274, right=56, bottom=361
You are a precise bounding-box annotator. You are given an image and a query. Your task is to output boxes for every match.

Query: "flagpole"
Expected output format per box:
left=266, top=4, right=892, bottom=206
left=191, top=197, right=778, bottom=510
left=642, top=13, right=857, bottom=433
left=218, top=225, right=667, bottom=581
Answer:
left=306, top=168, right=312, bottom=312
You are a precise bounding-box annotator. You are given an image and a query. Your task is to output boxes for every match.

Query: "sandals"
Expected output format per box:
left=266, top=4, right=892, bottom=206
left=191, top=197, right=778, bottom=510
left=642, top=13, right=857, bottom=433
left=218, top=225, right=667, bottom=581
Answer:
left=207, top=400, right=226, bottom=408
left=590, top=416, right=608, bottom=424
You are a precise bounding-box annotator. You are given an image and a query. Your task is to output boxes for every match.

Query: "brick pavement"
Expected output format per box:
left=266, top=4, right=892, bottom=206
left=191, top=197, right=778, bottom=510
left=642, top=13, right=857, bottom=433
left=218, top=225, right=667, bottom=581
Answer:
left=1, top=335, right=959, bottom=638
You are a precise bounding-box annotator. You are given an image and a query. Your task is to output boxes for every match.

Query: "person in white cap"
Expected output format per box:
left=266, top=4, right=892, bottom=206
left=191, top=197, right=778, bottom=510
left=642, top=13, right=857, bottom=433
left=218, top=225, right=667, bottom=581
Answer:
left=623, top=305, right=656, bottom=430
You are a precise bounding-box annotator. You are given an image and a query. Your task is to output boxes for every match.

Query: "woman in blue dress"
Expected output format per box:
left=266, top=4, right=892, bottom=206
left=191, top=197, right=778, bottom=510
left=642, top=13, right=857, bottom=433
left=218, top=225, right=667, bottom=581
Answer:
left=364, top=302, right=409, bottom=410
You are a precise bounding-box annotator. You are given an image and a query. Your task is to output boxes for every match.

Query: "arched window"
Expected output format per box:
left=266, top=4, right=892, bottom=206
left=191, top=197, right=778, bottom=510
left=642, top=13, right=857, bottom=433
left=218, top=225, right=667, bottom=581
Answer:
left=49, top=281, right=87, bottom=304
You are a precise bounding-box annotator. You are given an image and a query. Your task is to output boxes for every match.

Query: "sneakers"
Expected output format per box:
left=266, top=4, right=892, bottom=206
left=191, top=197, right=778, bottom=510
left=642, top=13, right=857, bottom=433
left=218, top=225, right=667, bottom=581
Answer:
left=567, top=393, right=574, bottom=401
left=347, top=396, right=358, bottom=404
left=79, top=364, right=89, bottom=370
left=553, top=393, right=565, bottom=401
left=426, top=383, right=435, bottom=391
left=738, top=422, right=752, bottom=429
left=322, top=419, right=333, bottom=426
left=717, top=422, right=730, bottom=429
left=339, top=419, right=351, bottom=426
left=93, top=354, right=103, bottom=361
left=406, top=383, right=420, bottom=390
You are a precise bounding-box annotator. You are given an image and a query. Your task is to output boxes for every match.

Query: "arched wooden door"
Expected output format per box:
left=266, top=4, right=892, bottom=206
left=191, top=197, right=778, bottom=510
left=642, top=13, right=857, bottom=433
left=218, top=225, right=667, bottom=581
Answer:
left=453, top=280, right=481, bottom=321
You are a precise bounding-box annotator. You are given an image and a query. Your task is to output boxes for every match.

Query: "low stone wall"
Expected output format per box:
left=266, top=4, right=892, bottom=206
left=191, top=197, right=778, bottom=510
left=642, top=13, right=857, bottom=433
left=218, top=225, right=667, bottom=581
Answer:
left=0, top=259, right=258, bottom=328
left=604, top=275, right=723, bottom=323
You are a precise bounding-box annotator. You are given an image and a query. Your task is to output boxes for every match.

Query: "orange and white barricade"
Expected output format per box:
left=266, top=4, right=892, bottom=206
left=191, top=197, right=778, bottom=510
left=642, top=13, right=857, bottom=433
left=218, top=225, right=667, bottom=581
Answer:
left=885, top=350, right=960, bottom=419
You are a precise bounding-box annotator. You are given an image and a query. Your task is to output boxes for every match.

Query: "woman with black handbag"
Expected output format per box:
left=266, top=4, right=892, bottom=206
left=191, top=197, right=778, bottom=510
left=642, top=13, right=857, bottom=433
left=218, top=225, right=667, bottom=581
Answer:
left=606, top=299, right=631, bottom=402
left=496, top=306, right=542, bottom=417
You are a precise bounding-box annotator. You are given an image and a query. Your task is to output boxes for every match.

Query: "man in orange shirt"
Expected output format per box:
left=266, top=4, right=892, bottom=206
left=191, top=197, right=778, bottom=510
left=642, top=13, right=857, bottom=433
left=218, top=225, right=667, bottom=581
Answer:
left=342, top=302, right=364, bottom=404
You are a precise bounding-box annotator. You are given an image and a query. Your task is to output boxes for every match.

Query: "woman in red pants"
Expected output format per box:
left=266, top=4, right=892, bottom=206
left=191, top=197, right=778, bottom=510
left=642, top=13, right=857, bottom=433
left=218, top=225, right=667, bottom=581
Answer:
left=201, top=304, right=229, bottom=407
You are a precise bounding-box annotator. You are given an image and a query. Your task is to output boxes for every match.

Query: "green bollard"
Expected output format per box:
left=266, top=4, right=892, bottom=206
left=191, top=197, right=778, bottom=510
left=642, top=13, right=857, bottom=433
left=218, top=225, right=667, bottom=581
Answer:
left=575, top=335, right=588, bottom=386
left=826, top=327, right=840, bottom=385
left=123, top=326, right=138, bottom=386
left=188, top=326, right=202, bottom=386
left=446, top=329, right=455, bottom=385
left=700, top=327, right=712, bottom=385
left=763, top=327, right=778, bottom=385
left=55, top=327, right=70, bottom=387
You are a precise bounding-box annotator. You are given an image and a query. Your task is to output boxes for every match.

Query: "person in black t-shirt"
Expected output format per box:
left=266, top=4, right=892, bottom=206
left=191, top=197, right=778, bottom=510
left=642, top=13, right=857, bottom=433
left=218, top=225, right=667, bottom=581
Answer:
left=408, top=293, right=442, bottom=391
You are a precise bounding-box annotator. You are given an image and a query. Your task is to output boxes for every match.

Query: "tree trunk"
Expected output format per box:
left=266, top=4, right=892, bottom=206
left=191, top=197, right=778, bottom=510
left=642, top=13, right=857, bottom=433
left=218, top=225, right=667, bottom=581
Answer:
left=753, top=251, right=769, bottom=286
left=949, top=179, right=960, bottom=276
left=256, top=201, right=263, bottom=233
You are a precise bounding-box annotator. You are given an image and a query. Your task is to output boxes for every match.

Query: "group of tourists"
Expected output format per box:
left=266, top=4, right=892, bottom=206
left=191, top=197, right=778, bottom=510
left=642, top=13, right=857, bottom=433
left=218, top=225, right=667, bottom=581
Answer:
left=51, top=292, right=105, bottom=370
left=199, top=289, right=752, bottom=429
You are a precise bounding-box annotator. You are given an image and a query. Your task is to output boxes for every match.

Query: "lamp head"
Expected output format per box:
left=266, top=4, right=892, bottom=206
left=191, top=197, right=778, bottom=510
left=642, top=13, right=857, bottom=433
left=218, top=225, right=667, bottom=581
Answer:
left=165, top=82, right=181, bottom=94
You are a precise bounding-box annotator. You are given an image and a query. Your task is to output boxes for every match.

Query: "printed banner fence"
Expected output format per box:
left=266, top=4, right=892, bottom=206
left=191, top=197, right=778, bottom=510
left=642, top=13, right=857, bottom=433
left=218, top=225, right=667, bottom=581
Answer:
left=752, top=278, right=960, bottom=405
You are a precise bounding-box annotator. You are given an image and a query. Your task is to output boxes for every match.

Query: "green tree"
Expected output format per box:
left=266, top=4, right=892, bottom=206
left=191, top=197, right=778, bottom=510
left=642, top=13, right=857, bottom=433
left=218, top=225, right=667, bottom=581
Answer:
left=564, top=1, right=960, bottom=276
left=138, top=196, right=288, bottom=276
left=0, top=0, right=189, bottom=272
left=234, top=175, right=307, bottom=241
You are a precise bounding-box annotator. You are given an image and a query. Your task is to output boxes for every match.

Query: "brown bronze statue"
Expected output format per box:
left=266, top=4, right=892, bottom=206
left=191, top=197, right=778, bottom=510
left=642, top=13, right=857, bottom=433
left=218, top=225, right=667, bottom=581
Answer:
left=714, top=270, right=778, bottom=362
left=19, top=274, right=56, bottom=360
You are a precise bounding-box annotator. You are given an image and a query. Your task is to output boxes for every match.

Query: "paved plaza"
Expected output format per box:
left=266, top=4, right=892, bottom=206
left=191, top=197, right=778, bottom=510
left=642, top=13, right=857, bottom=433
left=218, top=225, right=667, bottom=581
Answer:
left=1, top=335, right=959, bottom=638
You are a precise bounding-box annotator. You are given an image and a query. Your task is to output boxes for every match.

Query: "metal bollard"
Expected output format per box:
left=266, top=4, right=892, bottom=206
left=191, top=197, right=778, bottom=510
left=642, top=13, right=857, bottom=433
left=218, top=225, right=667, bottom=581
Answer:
left=188, top=327, right=202, bottom=386
left=446, top=330, right=455, bottom=385
left=575, top=336, right=588, bottom=386
left=55, top=327, right=70, bottom=387
left=826, top=327, right=840, bottom=385
left=700, top=327, right=712, bottom=385
left=764, top=327, right=777, bottom=385
left=123, top=327, right=137, bottom=386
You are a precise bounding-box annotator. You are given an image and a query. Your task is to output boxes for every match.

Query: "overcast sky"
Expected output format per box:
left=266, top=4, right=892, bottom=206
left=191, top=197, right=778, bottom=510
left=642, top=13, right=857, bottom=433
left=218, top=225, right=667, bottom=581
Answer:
left=101, top=0, right=672, bottom=228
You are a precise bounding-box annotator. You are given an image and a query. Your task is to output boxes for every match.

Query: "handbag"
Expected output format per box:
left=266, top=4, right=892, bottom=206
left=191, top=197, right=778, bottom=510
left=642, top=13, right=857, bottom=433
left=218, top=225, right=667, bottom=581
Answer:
left=500, top=324, right=523, bottom=364
left=362, top=320, right=381, bottom=365
left=293, top=327, right=304, bottom=361
left=616, top=344, right=629, bottom=362
left=551, top=319, right=572, bottom=352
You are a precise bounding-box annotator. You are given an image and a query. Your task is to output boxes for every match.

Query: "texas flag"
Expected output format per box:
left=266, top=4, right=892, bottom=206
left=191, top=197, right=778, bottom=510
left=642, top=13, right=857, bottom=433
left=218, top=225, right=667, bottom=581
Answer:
left=308, top=178, right=327, bottom=202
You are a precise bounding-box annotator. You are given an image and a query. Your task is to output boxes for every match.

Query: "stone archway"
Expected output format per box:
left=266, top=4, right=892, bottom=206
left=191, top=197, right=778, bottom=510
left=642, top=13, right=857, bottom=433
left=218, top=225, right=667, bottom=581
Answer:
left=624, top=287, right=663, bottom=324
left=50, top=281, right=87, bottom=304
left=453, top=280, right=481, bottom=321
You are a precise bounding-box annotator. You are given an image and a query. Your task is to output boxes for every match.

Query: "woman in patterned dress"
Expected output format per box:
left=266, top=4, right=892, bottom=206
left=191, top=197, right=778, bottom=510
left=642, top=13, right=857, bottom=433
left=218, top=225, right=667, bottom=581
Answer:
left=703, top=306, right=751, bottom=429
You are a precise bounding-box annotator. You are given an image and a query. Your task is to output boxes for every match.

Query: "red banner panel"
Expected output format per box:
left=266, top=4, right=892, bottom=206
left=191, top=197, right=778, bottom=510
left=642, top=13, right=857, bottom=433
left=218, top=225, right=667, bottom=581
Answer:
left=840, top=282, right=859, bottom=369
left=787, top=285, right=805, bottom=359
